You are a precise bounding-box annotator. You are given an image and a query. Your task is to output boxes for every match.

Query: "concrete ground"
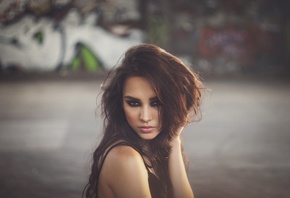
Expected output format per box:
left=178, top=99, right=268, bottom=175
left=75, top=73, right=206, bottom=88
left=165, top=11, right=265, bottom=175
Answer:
left=0, top=75, right=289, bottom=198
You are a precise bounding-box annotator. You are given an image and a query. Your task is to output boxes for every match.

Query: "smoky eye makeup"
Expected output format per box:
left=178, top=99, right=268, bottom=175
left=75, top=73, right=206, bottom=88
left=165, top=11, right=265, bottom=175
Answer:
left=150, top=97, right=161, bottom=107
left=124, top=96, right=161, bottom=107
left=124, top=96, right=141, bottom=107
left=125, top=99, right=140, bottom=107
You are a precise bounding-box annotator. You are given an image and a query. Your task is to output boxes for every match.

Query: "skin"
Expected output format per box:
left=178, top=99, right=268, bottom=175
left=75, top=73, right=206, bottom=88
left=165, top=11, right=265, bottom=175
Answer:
left=169, top=128, right=195, bottom=198
left=98, top=76, right=194, bottom=198
left=98, top=145, right=151, bottom=198
left=122, top=76, right=161, bottom=140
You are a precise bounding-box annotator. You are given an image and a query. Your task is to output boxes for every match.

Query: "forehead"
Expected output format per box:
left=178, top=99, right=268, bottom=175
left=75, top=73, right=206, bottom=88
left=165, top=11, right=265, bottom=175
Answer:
left=123, top=76, right=156, bottom=98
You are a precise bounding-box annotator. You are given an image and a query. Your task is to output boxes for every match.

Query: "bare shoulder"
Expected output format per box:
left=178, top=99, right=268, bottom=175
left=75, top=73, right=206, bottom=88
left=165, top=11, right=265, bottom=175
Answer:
left=110, top=145, right=141, bottom=158
left=99, top=145, right=151, bottom=197
left=105, top=145, right=145, bottom=172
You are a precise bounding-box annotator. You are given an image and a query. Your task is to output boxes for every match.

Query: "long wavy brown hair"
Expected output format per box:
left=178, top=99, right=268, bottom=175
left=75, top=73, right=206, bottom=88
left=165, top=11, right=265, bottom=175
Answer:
left=83, top=43, right=203, bottom=198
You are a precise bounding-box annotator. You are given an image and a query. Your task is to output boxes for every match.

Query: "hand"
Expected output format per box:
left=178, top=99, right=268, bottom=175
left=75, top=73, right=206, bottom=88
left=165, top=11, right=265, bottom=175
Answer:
left=171, top=126, right=185, bottom=146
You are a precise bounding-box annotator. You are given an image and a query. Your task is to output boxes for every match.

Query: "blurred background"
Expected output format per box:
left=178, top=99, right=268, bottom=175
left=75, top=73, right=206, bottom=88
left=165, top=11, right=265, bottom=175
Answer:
left=0, top=0, right=290, bottom=198
left=0, top=0, right=290, bottom=75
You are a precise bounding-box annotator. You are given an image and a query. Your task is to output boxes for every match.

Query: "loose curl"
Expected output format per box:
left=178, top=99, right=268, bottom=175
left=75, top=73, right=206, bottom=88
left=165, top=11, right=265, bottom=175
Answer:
left=83, top=43, right=203, bottom=198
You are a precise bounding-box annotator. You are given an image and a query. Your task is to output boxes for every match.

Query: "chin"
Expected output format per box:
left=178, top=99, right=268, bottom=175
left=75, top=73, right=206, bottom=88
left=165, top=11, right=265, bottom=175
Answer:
left=137, top=133, right=159, bottom=141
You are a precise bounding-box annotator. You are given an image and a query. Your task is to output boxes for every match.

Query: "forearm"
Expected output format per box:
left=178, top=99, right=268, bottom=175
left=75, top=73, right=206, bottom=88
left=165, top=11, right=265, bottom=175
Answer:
left=169, top=137, right=194, bottom=198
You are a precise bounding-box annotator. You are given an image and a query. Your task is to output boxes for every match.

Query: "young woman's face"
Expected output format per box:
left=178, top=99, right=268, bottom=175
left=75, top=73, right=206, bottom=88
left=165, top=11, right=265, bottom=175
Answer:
left=123, top=76, right=161, bottom=140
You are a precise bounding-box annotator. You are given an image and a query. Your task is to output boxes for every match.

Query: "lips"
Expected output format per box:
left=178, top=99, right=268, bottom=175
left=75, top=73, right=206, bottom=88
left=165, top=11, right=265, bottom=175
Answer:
left=139, top=126, right=154, bottom=133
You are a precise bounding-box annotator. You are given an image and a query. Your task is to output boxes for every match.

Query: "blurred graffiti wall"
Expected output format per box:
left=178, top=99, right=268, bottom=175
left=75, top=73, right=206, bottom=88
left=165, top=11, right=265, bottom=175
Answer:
left=0, top=0, right=143, bottom=72
left=0, top=0, right=289, bottom=75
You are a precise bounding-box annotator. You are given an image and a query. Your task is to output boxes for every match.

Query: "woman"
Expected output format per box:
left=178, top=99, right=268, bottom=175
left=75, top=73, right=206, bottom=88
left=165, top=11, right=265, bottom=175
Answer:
left=83, top=43, right=203, bottom=198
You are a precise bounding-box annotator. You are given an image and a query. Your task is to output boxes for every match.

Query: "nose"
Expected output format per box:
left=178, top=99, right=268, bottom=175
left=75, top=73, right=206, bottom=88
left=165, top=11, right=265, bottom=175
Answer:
left=140, top=106, right=152, bottom=123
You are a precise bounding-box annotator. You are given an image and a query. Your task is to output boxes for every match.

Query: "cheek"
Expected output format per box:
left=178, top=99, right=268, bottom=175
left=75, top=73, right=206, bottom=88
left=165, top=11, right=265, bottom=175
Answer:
left=156, top=109, right=162, bottom=128
left=123, top=107, right=139, bottom=124
left=153, top=109, right=159, bottom=120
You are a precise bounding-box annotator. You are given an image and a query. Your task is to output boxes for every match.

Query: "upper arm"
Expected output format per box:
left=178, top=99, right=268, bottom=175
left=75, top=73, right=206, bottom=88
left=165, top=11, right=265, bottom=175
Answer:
left=103, top=146, right=152, bottom=198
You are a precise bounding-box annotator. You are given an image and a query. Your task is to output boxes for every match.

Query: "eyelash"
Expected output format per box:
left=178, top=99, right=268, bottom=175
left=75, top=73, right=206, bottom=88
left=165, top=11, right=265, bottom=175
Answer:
left=151, top=100, right=161, bottom=107
left=125, top=100, right=161, bottom=107
left=126, top=101, right=140, bottom=107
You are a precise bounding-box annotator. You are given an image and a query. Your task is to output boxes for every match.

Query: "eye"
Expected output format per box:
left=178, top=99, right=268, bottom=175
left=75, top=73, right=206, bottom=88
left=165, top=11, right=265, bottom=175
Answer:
left=150, top=99, right=161, bottom=107
left=126, top=100, right=140, bottom=107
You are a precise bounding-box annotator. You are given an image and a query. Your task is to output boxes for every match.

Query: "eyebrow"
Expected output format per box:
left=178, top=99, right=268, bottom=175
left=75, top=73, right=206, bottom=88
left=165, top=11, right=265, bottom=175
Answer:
left=124, top=96, right=140, bottom=101
left=124, top=96, right=158, bottom=101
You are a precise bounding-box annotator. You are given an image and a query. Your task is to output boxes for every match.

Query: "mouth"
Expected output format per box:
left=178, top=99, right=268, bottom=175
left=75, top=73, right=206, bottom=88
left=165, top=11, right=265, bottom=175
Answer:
left=139, top=126, right=155, bottom=133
